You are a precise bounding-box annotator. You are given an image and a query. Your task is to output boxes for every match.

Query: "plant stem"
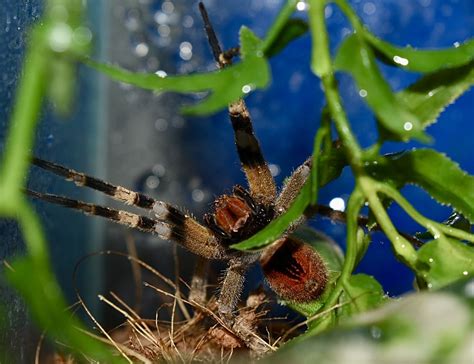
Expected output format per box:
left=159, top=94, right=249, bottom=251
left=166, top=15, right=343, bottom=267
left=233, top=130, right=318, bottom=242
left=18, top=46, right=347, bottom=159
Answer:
left=318, top=188, right=365, bottom=316
left=358, top=177, right=418, bottom=267
left=309, top=0, right=363, bottom=172
left=261, top=0, right=299, bottom=54
left=0, top=29, right=48, bottom=204
left=377, top=182, right=474, bottom=244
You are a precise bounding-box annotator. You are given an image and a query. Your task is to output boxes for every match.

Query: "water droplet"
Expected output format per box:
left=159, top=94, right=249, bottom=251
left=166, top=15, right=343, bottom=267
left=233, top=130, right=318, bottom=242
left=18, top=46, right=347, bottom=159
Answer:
left=183, top=15, right=194, bottom=28
left=154, top=11, right=169, bottom=25
left=242, top=84, right=255, bottom=94
left=154, top=118, right=168, bottom=132
left=152, top=164, right=166, bottom=177
left=325, top=5, right=333, bottom=18
left=428, top=258, right=434, bottom=263
left=155, top=70, right=168, bottom=78
left=464, top=280, right=474, bottom=297
left=463, top=271, right=469, bottom=276
left=162, top=1, right=175, bottom=14
left=158, top=24, right=171, bottom=37
left=363, top=2, right=376, bottom=15
left=359, top=89, right=368, bottom=98
left=393, top=55, right=409, bottom=66
left=192, top=189, right=205, bottom=202
left=296, top=1, right=308, bottom=11
left=124, top=9, right=140, bottom=31
left=401, top=244, right=406, bottom=248
left=403, top=122, right=413, bottom=131
left=179, top=41, right=193, bottom=61
left=329, top=197, right=345, bottom=212
left=146, top=175, right=160, bottom=189
left=49, top=23, right=73, bottom=52
left=134, top=42, right=149, bottom=57
left=73, top=26, right=92, bottom=46
left=268, top=163, right=280, bottom=177
left=370, top=326, right=382, bottom=339
left=46, top=134, right=55, bottom=147
left=427, top=283, right=433, bottom=288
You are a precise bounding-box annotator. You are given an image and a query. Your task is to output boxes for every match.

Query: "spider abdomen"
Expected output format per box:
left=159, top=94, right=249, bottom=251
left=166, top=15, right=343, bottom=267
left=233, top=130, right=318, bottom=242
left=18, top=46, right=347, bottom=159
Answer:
left=260, top=237, right=328, bottom=303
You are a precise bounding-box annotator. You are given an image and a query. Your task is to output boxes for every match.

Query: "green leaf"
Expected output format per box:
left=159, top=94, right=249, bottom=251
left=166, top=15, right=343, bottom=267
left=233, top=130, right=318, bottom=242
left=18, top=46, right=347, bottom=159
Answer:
left=364, top=32, right=474, bottom=73
left=85, top=27, right=270, bottom=116
left=318, top=144, right=347, bottom=187
left=334, top=35, right=428, bottom=142
left=416, top=237, right=474, bottom=290
left=239, top=26, right=263, bottom=58
left=231, top=180, right=312, bottom=250
left=264, top=19, right=308, bottom=58
left=339, top=274, right=386, bottom=319
left=366, top=149, right=474, bottom=222
left=396, top=62, right=474, bottom=129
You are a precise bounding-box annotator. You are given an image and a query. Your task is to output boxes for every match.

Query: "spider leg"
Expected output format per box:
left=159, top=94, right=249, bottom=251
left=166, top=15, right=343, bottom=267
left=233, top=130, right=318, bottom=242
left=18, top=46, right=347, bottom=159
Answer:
left=26, top=189, right=226, bottom=260
left=275, top=157, right=312, bottom=214
left=32, top=157, right=156, bottom=209
left=217, top=253, right=259, bottom=320
left=199, top=3, right=276, bottom=205
left=188, top=257, right=209, bottom=306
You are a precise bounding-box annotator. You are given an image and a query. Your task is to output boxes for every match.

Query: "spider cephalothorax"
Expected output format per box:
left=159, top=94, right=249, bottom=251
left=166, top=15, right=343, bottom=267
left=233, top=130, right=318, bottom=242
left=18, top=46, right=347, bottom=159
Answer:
left=204, top=185, right=275, bottom=244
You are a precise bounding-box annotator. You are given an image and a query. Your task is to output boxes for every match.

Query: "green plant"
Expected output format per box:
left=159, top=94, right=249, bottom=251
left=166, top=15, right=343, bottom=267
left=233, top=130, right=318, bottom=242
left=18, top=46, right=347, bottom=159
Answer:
left=1, top=0, right=473, bottom=361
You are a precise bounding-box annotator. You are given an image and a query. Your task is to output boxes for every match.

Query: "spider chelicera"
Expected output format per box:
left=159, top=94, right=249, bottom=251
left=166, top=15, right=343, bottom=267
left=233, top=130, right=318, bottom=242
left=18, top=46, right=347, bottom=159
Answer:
left=26, top=2, right=328, bottom=347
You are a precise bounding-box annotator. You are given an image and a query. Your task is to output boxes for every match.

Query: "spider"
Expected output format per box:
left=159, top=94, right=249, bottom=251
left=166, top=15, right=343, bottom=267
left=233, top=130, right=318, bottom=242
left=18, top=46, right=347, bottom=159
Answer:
left=26, top=2, right=328, bottom=339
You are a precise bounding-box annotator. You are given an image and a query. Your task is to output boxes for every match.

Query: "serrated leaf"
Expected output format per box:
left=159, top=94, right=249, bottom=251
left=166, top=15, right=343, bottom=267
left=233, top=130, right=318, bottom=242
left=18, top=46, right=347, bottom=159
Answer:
left=416, top=237, right=474, bottom=289
left=334, top=35, right=428, bottom=142
left=338, top=274, right=386, bottom=320
left=364, top=32, right=474, bottom=73
left=366, top=149, right=474, bottom=222
left=396, top=62, right=474, bottom=128
left=264, top=18, right=308, bottom=58
left=85, top=53, right=270, bottom=116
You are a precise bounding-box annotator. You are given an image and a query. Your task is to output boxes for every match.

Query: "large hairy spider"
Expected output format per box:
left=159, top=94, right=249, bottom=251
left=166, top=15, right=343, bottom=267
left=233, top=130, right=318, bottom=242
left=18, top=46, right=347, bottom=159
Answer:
left=26, top=3, right=328, bottom=347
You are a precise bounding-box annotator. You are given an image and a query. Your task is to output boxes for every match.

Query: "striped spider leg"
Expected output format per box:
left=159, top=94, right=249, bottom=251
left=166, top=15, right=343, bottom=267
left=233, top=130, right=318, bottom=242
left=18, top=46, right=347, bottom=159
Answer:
left=28, top=158, right=227, bottom=261
left=198, top=3, right=325, bottom=327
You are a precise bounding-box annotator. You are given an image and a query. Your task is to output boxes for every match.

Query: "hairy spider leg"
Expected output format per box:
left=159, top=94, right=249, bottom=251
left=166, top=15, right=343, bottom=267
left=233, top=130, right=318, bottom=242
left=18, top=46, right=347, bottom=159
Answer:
left=275, top=157, right=312, bottom=217
left=26, top=177, right=226, bottom=260
left=199, top=2, right=276, bottom=206
left=32, top=157, right=156, bottom=209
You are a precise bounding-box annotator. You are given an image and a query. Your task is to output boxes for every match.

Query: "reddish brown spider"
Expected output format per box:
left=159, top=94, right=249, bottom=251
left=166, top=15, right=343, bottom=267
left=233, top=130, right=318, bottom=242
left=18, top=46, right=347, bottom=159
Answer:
left=26, top=2, right=328, bottom=350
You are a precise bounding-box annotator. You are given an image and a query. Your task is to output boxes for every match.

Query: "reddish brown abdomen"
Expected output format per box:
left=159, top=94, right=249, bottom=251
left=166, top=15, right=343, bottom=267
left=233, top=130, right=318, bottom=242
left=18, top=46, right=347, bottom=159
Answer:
left=260, top=237, right=328, bottom=303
